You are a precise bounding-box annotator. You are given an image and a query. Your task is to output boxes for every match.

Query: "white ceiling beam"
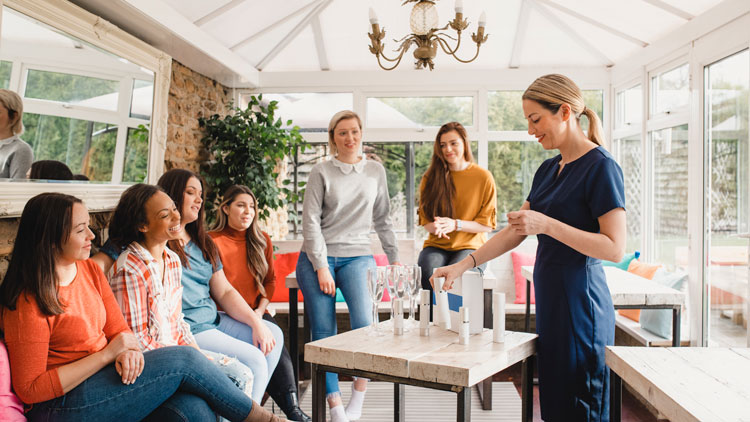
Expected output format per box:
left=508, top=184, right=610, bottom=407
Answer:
left=535, top=0, right=648, bottom=47
left=311, top=15, right=330, bottom=71
left=194, top=0, right=245, bottom=27
left=119, top=0, right=259, bottom=86
left=641, top=0, right=694, bottom=20
left=256, top=0, right=333, bottom=71
left=527, top=0, right=614, bottom=67
left=509, top=0, right=531, bottom=69
left=230, top=2, right=316, bottom=51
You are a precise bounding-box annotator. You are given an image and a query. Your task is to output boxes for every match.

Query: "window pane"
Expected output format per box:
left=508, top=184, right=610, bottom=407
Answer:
left=23, top=113, right=116, bottom=181
left=652, top=124, right=689, bottom=269
left=242, top=93, right=353, bottom=132
left=24, top=69, right=119, bottom=111
left=582, top=89, right=604, bottom=123
left=366, top=96, right=473, bottom=128
left=0, top=60, right=11, bottom=89
left=122, top=125, right=149, bottom=183
left=615, top=85, right=642, bottom=129
left=615, top=135, right=642, bottom=252
left=130, top=79, right=153, bottom=119
left=651, top=63, right=689, bottom=115
left=488, top=91, right=525, bottom=131
left=488, top=141, right=557, bottom=223
left=705, top=49, right=749, bottom=347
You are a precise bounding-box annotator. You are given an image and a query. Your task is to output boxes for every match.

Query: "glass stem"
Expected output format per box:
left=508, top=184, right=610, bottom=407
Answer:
left=372, top=302, right=379, bottom=331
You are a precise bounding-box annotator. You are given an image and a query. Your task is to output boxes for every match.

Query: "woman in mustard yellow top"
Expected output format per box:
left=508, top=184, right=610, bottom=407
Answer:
left=418, top=122, right=497, bottom=297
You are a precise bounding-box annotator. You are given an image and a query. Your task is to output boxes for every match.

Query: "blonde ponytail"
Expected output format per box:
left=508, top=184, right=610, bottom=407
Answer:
left=582, top=107, right=604, bottom=146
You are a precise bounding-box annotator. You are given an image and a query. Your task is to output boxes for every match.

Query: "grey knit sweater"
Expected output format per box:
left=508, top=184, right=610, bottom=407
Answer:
left=0, top=135, right=33, bottom=179
left=301, top=157, right=399, bottom=270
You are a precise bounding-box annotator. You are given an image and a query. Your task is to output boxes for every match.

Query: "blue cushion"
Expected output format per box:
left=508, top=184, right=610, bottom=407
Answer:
left=639, top=269, right=688, bottom=338
left=602, top=251, right=640, bottom=270
left=335, top=288, right=345, bottom=302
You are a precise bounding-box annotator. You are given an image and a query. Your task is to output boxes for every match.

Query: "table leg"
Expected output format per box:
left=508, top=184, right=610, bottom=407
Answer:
left=522, top=355, right=534, bottom=422
left=610, top=369, right=622, bottom=422
left=289, top=287, right=299, bottom=385
left=525, top=279, right=531, bottom=332
left=311, top=364, right=326, bottom=422
left=457, top=386, right=471, bottom=422
left=476, top=377, right=493, bottom=410
left=672, top=307, right=681, bottom=347
left=394, top=383, right=405, bottom=422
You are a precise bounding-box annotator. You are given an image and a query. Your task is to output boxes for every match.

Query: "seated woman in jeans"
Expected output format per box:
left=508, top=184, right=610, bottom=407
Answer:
left=0, top=192, right=283, bottom=422
left=297, top=110, right=399, bottom=422
left=107, top=183, right=254, bottom=398
left=417, top=122, right=496, bottom=305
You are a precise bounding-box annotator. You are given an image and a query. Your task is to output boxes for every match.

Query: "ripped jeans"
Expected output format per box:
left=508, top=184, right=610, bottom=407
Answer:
left=203, top=350, right=254, bottom=398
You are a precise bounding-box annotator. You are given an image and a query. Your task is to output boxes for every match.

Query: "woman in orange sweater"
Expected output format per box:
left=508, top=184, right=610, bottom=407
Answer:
left=210, top=185, right=309, bottom=422
left=0, top=192, right=281, bottom=422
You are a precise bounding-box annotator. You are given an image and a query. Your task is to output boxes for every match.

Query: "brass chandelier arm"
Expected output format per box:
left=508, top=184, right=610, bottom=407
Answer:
left=434, top=31, right=463, bottom=56
left=436, top=35, right=481, bottom=63
left=376, top=50, right=407, bottom=70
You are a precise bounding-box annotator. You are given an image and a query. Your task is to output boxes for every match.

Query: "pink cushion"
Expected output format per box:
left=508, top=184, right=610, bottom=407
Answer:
left=511, top=251, right=536, bottom=304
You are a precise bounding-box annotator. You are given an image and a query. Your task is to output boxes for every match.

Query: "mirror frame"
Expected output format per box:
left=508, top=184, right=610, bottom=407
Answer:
left=0, top=0, right=170, bottom=217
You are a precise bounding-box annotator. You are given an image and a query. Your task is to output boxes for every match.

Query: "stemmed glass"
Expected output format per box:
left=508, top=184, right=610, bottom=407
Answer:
left=366, top=266, right=385, bottom=336
left=393, top=265, right=409, bottom=331
left=385, top=265, right=401, bottom=326
left=405, top=265, right=421, bottom=328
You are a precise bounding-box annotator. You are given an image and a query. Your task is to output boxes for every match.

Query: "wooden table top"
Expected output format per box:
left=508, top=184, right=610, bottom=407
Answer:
left=305, top=324, right=537, bottom=387
left=521, top=265, right=684, bottom=307
left=606, top=346, right=750, bottom=422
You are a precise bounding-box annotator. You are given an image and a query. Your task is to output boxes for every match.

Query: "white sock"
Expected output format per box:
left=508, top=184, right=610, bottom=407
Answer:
left=330, top=404, right=349, bottom=422
left=345, top=383, right=366, bottom=421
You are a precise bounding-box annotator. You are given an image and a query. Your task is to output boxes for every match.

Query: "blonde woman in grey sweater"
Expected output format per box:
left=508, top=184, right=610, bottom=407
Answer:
left=296, top=110, right=399, bottom=422
left=0, top=89, right=33, bottom=179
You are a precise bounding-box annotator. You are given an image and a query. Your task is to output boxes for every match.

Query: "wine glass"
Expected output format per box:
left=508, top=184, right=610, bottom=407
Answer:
left=385, top=265, right=400, bottom=326
left=393, top=265, right=409, bottom=331
left=366, top=267, right=385, bottom=336
left=405, top=265, right=421, bottom=328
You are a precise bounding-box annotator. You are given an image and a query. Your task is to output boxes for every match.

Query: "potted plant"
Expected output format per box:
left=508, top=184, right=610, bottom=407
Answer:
left=199, top=94, right=309, bottom=223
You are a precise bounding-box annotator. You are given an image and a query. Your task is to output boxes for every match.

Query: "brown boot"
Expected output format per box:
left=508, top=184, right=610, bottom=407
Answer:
left=244, top=400, right=288, bottom=422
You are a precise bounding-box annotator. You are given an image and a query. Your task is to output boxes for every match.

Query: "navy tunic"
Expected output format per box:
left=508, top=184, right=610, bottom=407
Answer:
left=526, top=146, right=625, bottom=421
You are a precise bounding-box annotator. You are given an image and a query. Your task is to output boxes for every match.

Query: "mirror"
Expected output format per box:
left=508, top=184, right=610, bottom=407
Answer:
left=0, top=0, right=169, bottom=217
left=1, top=6, right=152, bottom=183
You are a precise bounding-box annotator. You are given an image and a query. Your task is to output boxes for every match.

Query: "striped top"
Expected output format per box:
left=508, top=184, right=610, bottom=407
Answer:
left=108, top=242, right=195, bottom=351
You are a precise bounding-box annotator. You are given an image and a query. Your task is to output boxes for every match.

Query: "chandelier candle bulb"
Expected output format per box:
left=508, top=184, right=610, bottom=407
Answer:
left=478, top=11, right=487, bottom=27
left=394, top=298, right=404, bottom=336
left=368, top=7, right=378, bottom=25
left=493, top=292, right=505, bottom=343
left=454, top=0, right=463, bottom=13
left=459, top=306, right=470, bottom=345
left=420, top=289, right=431, bottom=336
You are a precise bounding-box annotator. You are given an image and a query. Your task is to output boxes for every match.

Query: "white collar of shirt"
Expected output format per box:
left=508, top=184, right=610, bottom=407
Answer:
left=331, top=156, right=366, bottom=175
left=0, top=135, right=18, bottom=146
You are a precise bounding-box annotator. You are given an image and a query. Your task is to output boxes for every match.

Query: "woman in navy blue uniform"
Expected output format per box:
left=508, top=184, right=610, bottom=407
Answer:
left=432, top=74, right=625, bottom=421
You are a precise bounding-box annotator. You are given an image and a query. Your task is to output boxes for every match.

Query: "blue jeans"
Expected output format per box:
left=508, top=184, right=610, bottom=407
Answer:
left=26, top=346, right=253, bottom=422
left=296, top=252, right=374, bottom=396
left=194, top=312, right=283, bottom=402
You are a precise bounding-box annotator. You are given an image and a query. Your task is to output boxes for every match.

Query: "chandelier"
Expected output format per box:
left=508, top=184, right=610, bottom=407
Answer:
left=368, top=0, right=487, bottom=71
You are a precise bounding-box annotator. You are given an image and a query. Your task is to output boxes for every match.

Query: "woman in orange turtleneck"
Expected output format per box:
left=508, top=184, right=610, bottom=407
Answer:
left=210, top=185, right=310, bottom=422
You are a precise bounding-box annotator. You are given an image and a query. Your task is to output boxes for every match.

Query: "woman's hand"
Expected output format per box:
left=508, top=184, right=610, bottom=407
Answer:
left=115, top=350, right=144, bottom=385
left=252, top=321, right=277, bottom=356
left=317, top=267, right=336, bottom=297
left=432, top=216, right=456, bottom=239
left=103, top=332, right=140, bottom=363
left=429, top=258, right=472, bottom=291
left=507, top=210, right=550, bottom=236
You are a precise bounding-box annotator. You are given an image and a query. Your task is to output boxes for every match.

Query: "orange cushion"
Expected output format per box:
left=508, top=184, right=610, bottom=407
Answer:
left=511, top=251, right=536, bottom=304
left=618, top=260, right=662, bottom=322
left=271, top=252, right=303, bottom=303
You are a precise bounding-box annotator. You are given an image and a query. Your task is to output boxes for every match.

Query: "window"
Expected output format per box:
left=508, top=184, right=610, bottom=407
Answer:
left=488, top=91, right=525, bottom=131
left=704, top=49, right=749, bottom=347
left=122, top=125, right=149, bottom=182
left=130, top=79, right=153, bottom=119
left=613, top=135, right=642, bottom=252
left=25, top=69, right=120, bottom=111
left=23, top=113, right=117, bottom=181
left=240, top=92, right=353, bottom=132
left=366, top=96, right=473, bottom=128
left=651, top=63, right=689, bottom=115
left=615, top=85, right=642, bottom=130
left=0, top=60, right=11, bottom=89
left=651, top=124, right=689, bottom=269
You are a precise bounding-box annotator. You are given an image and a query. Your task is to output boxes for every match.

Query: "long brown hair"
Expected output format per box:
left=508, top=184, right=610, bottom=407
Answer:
left=211, top=185, right=269, bottom=298
left=419, top=122, right=473, bottom=221
left=157, top=169, right=219, bottom=270
left=0, top=193, right=81, bottom=315
left=522, top=74, right=605, bottom=146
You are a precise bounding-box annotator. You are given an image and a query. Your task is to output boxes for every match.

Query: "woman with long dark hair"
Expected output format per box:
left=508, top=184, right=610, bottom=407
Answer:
left=0, top=192, right=282, bottom=422
left=210, top=185, right=310, bottom=422
left=417, top=121, right=496, bottom=299
left=433, top=74, right=625, bottom=421
left=157, top=169, right=283, bottom=404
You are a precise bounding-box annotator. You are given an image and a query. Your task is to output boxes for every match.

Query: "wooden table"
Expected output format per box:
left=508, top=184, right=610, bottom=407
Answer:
left=522, top=266, right=685, bottom=346
left=606, top=346, right=750, bottom=421
left=305, top=325, right=538, bottom=422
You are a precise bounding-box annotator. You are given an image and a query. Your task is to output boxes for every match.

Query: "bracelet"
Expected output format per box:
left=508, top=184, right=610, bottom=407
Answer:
left=469, top=253, right=477, bottom=268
